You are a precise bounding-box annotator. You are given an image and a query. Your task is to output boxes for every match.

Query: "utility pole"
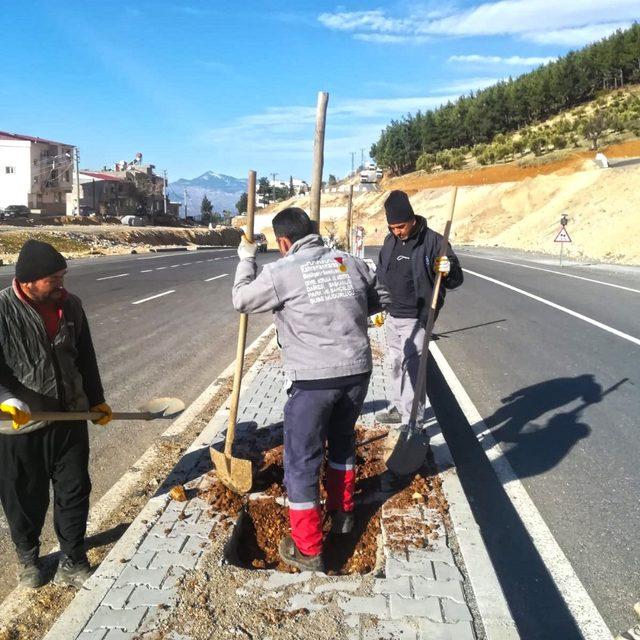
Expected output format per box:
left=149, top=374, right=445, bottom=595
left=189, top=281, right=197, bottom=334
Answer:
left=74, top=147, right=81, bottom=216
left=310, top=91, right=329, bottom=226
left=350, top=152, right=355, bottom=174
left=361, top=148, right=365, bottom=170
left=184, top=188, right=188, bottom=219
left=270, top=172, right=278, bottom=203
left=163, top=170, right=168, bottom=216
left=346, top=184, right=354, bottom=253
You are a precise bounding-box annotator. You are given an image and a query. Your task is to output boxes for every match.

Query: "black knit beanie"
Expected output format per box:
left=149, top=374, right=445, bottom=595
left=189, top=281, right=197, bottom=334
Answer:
left=15, top=240, right=67, bottom=283
left=384, top=190, right=415, bottom=224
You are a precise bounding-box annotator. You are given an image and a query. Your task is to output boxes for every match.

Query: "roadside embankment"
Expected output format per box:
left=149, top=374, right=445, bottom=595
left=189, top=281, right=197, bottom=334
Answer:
left=0, top=225, right=242, bottom=264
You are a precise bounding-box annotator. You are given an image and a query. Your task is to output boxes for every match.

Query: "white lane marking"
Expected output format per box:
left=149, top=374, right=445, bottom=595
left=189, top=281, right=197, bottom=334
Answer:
left=205, top=274, right=228, bottom=282
left=96, top=273, right=129, bottom=281
left=181, top=262, right=191, bottom=266
left=464, top=268, right=640, bottom=347
left=466, top=254, right=640, bottom=294
left=430, top=342, right=613, bottom=640
left=170, top=264, right=180, bottom=268
left=207, top=259, right=215, bottom=262
left=156, top=266, right=167, bottom=270
left=140, top=269, right=153, bottom=273
left=131, top=290, right=175, bottom=305
left=196, top=260, right=203, bottom=263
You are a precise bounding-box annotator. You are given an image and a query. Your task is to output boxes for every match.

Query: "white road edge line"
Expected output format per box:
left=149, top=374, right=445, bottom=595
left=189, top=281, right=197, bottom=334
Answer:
left=96, top=273, right=129, bottom=281
left=156, top=266, right=167, bottom=270
left=464, top=268, right=640, bottom=347
left=205, top=274, right=228, bottom=282
left=140, top=269, right=152, bottom=273
left=465, top=254, right=640, bottom=294
left=430, top=342, right=614, bottom=640
left=131, top=290, right=175, bottom=305
left=170, top=264, right=180, bottom=268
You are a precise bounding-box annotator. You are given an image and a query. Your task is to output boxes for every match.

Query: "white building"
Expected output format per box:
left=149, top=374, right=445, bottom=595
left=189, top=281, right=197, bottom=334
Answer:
left=0, top=131, right=74, bottom=214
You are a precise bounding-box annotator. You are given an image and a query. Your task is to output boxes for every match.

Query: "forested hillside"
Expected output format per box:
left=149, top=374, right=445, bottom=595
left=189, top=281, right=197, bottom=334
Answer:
left=371, top=24, right=640, bottom=175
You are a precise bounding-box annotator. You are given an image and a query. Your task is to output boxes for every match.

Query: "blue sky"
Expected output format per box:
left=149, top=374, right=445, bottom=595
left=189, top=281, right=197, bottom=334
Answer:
left=2, top=1, right=636, bottom=183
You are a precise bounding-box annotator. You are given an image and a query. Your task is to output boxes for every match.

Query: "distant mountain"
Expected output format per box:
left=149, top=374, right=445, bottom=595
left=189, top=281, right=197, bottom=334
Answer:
left=168, top=171, right=247, bottom=216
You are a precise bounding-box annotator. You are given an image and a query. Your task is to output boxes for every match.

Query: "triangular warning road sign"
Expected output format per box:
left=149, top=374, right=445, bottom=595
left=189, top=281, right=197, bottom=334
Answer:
left=554, top=226, right=572, bottom=243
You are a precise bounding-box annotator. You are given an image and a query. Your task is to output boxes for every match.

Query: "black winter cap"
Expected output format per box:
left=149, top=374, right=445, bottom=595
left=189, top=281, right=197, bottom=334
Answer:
left=15, top=240, right=67, bottom=283
left=384, top=190, right=415, bottom=224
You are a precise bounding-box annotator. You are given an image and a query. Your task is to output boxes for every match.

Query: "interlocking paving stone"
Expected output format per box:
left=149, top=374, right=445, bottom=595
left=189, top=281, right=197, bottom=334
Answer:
left=373, top=576, right=412, bottom=597
left=433, top=561, right=463, bottom=582
left=84, top=605, right=147, bottom=633
left=148, top=550, right=202, bottom=570
left=113, top=565, right=169, bottom=589
left=285, top=593, right=325, bottom=612
left=137, top=533, right=188, bottom=553
left=126, top=584, right=177, bottom=608
left=101, top=585, right=134, bottom=609
left=441, top=598, right=474, bottom=623
left=411, top=576, right=465, bottom=601
left=386, top=556, right=435, bottom=579
left=417, top=619, right=476, bottom=640
left=78, top=630, right=108, bottom=639
left=389, top=595, right=442, bottom=621
left=103, top=630, right=136, bottom=639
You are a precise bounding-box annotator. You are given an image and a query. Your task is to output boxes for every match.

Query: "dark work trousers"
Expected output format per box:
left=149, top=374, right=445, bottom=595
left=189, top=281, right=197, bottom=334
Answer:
left=283, top=373, right=370, bottom=556
left=0, top=421, right=91, bottom=561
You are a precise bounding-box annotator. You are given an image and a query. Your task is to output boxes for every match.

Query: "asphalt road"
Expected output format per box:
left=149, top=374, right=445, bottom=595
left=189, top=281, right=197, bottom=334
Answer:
left=401, top=245, right=638, bottom=638
left=0, top=246, right=278, bottom=598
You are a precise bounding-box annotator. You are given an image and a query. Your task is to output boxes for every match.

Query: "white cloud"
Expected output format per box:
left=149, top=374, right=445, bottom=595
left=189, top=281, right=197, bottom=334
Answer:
left=354, top=33, right=431, bottom=44
left=318, top=1, right=637, bottom=45
left=449, top=54, right=556, bottom=66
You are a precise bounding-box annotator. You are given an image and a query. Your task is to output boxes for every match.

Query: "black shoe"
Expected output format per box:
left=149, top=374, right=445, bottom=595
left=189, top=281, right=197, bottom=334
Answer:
left=376, top=406, right=402, bottom=424
left=330, top=510, right=355, bottom=534
left=278, top=536, right=323, bottom=573
left=16, top=546, right=45, bottom=589
left=54, top=554, right=93, bottom=588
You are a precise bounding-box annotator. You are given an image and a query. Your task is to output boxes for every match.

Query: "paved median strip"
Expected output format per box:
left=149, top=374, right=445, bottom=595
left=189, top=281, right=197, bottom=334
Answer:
left=464, top=268, right=640, bottom=347
left=96, top=273, right=129, bottom=281
left=131, top=290, right=175, bottom=305
left=205, top=274, right=228, bottom=282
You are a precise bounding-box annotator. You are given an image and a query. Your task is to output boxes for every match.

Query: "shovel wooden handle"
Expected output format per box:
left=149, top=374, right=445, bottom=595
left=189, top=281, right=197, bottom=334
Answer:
left=408, top=187, right=458, bottom=426
left=225, top=169, right=257, bottom=458
left=1, top=411, right=157, bottom=422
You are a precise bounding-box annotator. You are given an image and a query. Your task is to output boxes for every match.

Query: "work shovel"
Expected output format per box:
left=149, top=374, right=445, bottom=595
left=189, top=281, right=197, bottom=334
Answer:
left=0, top=397, right=185, bottom=424
left=210, top=170, right=256, bottom=495
left=385, top=187, right=458, bottom=476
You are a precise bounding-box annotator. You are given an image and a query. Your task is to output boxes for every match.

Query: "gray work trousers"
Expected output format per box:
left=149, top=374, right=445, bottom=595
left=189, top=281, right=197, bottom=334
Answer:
left=385, top=315, right=426, bottom=422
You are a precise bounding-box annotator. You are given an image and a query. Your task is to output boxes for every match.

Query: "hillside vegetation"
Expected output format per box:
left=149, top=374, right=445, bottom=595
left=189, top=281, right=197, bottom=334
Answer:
left=371, top=24, right=640, bottom=175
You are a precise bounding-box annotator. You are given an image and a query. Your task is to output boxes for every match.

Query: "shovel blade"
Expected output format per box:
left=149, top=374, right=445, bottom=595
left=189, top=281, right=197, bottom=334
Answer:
left=384, top=424, right=428, bottom=476
left=210, top=447, right=253, bottom=495
left=139, top=397, right=185, bottom=418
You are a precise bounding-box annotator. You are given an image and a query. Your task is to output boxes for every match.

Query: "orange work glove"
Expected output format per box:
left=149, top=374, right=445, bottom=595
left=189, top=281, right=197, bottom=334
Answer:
left=0, top=398, right=31, bottom=430
left=90, top=402, right=113, bottom=426
left=434, top=256, right=450, bottom=276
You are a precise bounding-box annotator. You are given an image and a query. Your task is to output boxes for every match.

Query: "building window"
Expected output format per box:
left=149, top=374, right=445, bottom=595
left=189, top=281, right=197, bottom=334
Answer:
left=5, top=166, right=15, bottom=174
left=64, top=170, right=70, bottom=182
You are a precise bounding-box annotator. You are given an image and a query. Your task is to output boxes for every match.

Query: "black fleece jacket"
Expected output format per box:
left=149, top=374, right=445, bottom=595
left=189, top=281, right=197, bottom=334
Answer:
left=376, top=216, right=463, bottom=325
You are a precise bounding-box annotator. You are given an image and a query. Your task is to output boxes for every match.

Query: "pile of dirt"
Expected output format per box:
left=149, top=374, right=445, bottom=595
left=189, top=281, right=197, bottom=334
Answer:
left=200, top=425, right=446, bottom=576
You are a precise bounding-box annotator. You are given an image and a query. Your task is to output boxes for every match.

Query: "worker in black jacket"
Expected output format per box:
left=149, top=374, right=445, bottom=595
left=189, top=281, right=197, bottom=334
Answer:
left=376, top=190, right=463, bottom=424
left=0, top=240, right=112, bottom=589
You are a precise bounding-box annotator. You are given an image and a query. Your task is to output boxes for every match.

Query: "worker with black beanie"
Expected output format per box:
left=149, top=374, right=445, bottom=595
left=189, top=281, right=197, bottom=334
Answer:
left=0, top=239, right=111, bottom=590
left=376, top=190, right=463, bottom=425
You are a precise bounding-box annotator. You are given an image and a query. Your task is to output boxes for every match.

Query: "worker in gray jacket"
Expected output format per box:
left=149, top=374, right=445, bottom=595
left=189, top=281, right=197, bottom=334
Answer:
left=233, top=207, right=389, bottom=572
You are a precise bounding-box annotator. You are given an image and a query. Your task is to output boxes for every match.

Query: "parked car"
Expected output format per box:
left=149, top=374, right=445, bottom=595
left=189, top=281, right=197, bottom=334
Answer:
left=3, top=205, right=30, bottom=218
left=120, top=215, right=146, bottom=227
left=79, top=205, right=96, bottom=217
left=254, top=232, right=268, bottom=252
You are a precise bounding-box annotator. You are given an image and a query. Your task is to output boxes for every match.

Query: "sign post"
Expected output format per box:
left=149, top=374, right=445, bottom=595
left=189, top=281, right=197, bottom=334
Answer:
left=554, top=215, right=572, bottom=266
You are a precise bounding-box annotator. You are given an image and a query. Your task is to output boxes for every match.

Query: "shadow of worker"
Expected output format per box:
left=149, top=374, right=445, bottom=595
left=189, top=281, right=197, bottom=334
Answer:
left=483, top=374, right=603, bottom=479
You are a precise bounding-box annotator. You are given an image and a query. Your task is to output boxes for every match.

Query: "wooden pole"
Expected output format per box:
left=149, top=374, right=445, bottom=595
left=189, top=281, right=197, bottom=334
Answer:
left=346, top=184, right=354, bottom=252
left=310, top=91, right=329, bottom=227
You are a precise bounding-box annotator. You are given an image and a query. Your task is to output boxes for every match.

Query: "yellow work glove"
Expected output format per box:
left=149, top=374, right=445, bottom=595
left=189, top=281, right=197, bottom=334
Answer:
left=0, top=398, right=32, bottom=430
left=434, top=256, right=450, bottom=276
left=237, top=235, right=258, bottom=260
left=91, top=402, right=113, bottom=426
left=373, top=313, right=385, bottom=327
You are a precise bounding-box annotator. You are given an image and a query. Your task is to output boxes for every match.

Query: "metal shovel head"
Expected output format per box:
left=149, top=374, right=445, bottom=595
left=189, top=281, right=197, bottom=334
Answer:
left=384, top=422, right=428, bottom=476
left=210, top=447, right=253, bottom=495
left=138, top=397, right=185, bottom=418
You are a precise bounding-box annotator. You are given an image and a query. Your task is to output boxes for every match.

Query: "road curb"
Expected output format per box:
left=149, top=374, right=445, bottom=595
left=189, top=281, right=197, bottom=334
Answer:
left=0, top=323, right=276, bottom=634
